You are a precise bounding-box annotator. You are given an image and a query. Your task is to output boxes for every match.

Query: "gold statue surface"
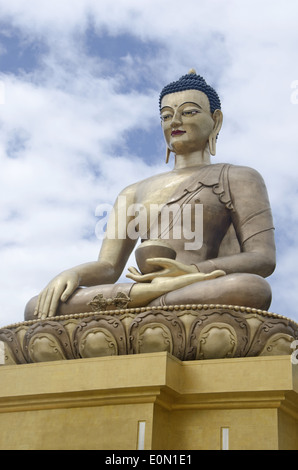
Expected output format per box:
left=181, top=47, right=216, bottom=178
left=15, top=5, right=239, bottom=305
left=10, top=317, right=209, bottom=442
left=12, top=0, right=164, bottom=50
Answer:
left=25, top=70, right=276, bottom=321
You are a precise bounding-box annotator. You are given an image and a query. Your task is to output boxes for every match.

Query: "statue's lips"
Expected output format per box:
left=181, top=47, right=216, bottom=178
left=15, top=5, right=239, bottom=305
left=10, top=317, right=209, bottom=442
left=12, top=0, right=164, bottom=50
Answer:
left=171, top=130, right=186, bottom=136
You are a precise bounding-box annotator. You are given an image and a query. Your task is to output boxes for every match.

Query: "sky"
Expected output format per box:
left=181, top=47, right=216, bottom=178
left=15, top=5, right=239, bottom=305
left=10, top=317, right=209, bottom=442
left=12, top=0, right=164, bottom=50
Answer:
left=0, top=0, right=298, bottom=326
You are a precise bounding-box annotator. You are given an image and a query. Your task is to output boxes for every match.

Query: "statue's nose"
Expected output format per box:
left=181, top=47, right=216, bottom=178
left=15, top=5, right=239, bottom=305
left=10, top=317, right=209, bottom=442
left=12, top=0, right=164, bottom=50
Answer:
left=171, top=112, right=182, bottom=128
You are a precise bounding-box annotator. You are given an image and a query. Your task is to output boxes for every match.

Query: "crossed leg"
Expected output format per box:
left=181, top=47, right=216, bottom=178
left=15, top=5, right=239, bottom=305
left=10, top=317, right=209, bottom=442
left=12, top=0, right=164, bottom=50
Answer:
left=147, top=272, right=272, bottom=310
left=24, top=271, right=271, bottom=321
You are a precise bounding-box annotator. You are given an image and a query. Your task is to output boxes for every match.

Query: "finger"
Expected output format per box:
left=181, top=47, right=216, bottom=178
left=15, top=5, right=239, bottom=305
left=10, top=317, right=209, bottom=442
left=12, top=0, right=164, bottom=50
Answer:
left=203, top=270, right=226, bottom=281
left=146, top=257, right=176, bottom=268
left=36, top=288, right=48, bottom=318
left=126, top=273, right=140, bottom=281
left=34, top=293, right=42, bottom=316
left=127, top=266, right=141, bottom=275
left=210, top=270, right=226, bottom=278
left=126, top=272, right=155, bottom=282
left=40, top=288, right=54, bottom=319
left=48, top=290, right=62, bottom=317
left=60, top=281, right=76, bottom=302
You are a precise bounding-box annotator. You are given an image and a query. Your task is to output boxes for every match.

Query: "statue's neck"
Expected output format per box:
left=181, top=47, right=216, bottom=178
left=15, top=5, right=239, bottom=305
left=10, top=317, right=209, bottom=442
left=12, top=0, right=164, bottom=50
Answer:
left=174, top=148, right=211, bottom=170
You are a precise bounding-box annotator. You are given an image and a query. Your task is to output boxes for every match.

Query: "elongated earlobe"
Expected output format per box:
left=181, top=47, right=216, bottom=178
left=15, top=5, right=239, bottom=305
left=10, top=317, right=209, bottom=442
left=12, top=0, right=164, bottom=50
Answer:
left=166, top=147, right=171, bottom=164
left=208, top=135, right=216, bottom=156
left=209, top=109, right=223, bottom=157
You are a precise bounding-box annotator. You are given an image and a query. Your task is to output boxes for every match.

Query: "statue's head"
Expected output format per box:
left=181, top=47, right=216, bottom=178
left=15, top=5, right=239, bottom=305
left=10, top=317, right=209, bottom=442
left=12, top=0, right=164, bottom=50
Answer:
left=159, top=70, right=223, bottom=161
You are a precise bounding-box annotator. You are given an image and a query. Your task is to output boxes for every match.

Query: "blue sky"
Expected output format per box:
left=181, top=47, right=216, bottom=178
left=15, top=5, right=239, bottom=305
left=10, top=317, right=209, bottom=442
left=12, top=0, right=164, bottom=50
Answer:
left=0, top=0, right=298, bottom=326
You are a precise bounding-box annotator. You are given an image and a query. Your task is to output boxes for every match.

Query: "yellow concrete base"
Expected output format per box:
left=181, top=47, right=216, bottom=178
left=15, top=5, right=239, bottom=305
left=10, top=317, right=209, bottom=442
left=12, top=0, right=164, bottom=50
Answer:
left=0, top=353, right=298, bottom=450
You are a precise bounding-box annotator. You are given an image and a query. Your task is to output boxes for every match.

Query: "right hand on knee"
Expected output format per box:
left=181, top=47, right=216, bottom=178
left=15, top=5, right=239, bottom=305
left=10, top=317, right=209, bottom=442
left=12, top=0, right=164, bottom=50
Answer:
left=34, top=271, right=80, bottom=320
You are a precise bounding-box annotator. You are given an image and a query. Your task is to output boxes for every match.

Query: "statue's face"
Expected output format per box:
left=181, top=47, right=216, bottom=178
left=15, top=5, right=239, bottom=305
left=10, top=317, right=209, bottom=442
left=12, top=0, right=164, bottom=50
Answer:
left=160, top=89, right=215, bottom=155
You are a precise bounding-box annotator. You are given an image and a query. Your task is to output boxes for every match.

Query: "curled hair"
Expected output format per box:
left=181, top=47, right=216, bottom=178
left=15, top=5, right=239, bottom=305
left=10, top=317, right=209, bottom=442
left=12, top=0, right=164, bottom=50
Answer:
left=159, top=70, right=221, bottom=113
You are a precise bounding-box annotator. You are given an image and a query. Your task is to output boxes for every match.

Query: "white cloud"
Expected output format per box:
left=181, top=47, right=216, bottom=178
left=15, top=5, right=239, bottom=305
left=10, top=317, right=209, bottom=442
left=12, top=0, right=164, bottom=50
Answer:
left=0, top=0, right=298, bottom=326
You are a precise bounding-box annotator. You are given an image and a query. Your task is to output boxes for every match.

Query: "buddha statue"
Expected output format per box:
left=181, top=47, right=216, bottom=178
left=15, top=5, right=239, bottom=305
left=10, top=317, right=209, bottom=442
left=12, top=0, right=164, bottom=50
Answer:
left=24, top=70, right=276, bottom=322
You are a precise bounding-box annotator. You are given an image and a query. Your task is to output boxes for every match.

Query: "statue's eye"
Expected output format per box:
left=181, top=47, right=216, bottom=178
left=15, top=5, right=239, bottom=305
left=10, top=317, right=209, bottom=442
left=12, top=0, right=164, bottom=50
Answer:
left=161, top=114, right=173, bottom=122
left=182, top=110, right=199, bottom=117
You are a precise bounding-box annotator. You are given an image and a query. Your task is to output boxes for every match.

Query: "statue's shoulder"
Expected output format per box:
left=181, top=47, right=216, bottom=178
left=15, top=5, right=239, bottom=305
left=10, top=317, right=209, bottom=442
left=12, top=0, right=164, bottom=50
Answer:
left=192, top=163, right=265, bottom=189
left=226, top=164, right=266, bottom=185
left=117, top=180, right=140, bottom=203
left=208, top=164, right=268, bottom=211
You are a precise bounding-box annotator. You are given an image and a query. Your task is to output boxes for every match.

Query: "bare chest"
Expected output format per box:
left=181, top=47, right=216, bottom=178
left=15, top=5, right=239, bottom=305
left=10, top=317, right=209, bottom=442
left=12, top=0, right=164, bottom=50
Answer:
left=135, top=172, right=192, bottom=209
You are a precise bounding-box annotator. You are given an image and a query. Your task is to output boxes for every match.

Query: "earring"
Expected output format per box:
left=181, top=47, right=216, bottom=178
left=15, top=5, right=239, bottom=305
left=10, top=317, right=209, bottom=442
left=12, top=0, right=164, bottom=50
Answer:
left=166, top=147, right=171, bottom=164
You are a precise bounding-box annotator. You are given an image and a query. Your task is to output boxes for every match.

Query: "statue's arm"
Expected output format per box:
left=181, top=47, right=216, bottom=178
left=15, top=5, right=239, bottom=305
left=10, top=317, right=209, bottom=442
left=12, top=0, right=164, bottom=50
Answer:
left=194, top=166, right=276, bottom=278
left=35, top=184, right=138, bottom=318
left=194, top=231, right=275, bottom=277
